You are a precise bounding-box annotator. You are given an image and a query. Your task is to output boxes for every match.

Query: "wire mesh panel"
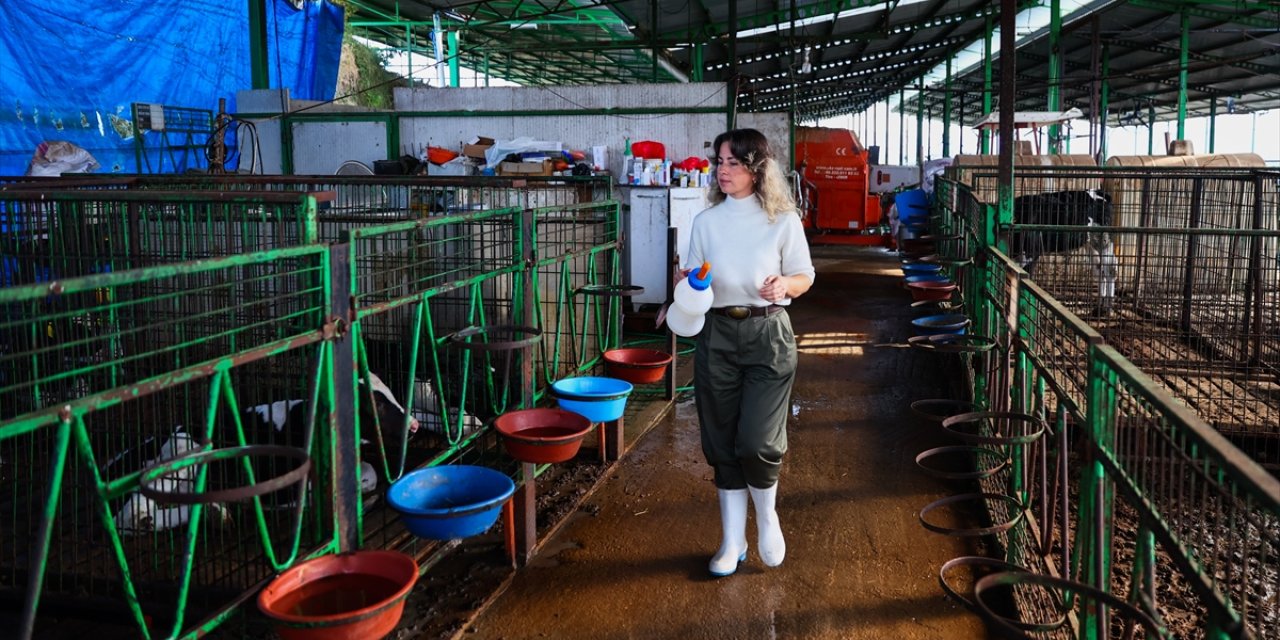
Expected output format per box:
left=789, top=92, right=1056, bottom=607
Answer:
left=347, top=207, right=524, bottom=475
left=1091, top=345, right=1280, bottom=639
left=0, top=189, right=320, bottom=286
left=532, top=201, right=622, bottom=388
left=948, top=171, right=1280, bottom=639
left=0, top=246, right=336, bottom=639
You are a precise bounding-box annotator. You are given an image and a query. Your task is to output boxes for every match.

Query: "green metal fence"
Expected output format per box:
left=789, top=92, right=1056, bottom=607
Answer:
left=1, top=174, right=627, bottom=638
left=934, top=169, right=1280, bottom=639
left=1, top=245, right=338, bottom=640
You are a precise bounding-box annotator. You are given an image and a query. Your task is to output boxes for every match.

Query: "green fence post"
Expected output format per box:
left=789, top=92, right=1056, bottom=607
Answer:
left=330, top=241, right=359, bottom=552
left=1082, top=344, right=1117, bottom=636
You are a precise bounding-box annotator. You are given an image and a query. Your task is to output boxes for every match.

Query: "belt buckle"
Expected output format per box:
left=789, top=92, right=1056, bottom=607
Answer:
left=726, top=306, right=751, bottom=320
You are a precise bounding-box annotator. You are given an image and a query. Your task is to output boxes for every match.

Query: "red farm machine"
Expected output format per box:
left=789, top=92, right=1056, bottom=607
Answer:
left=794, top=126, right=915, bottom=246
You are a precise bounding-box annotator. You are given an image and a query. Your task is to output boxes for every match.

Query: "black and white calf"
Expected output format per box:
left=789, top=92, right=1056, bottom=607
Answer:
left=110, top=428, right=231, bottom=535
left=1010, top=189, right=1117, bottom=315
left=110, top=372, right=417, bottom=534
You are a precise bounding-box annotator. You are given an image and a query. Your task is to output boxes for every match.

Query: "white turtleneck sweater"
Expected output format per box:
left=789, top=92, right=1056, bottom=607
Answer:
left=683, top=194, right=815, bottom=307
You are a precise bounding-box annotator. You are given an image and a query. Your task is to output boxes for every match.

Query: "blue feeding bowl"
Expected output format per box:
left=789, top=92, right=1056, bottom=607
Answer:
left=912, top=313, right=970, bottom=336
left=387, top=465, right=515, bottom=540
left=905, top=274, right=952, bottom=285
left=902, top=262, right=944, bottom=277
left=550, top=376, right=633, bottom=422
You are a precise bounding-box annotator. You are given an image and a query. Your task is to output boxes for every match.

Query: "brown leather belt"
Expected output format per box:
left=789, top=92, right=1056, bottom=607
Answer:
left=709, top=305, right=784, bottom=320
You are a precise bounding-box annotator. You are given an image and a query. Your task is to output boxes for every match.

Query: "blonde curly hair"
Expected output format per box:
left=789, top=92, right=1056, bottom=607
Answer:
left=706, top=128, right=799, bottom=223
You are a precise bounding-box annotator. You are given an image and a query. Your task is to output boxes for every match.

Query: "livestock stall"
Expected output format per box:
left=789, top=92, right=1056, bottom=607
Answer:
left=0, top=174, right=627, bottom=639
left=924, top=165, right=1279, bottom=639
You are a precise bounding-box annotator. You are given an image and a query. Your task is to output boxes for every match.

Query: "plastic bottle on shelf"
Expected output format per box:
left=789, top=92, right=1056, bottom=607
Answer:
left=666, top=262, right=714, bottom=337
left=622, top=137, right=633, bottom=185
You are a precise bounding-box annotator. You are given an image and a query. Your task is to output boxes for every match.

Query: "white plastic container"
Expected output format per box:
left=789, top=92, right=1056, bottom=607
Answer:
left=666, top=263, right=714, bottom=337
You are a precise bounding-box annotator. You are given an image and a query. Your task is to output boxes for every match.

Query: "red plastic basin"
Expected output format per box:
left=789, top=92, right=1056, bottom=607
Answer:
left=603, top=348, right=673, bottom=384
left=908, top=281, right=957, bottom=302
left=257, top=550, right=418, bottom=640
left=493, top=408, right=593, bottom=464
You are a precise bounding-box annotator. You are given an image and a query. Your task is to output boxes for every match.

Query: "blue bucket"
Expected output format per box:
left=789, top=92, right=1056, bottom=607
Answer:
left=902, top=263, right=943, bottom=277
left=550, top=376, right=633, bottom=422
left=905, top=274, right=951, bottom=285
left=912, top=314, right=970, bottom=336
left=387, top=465, right=515, bottom=540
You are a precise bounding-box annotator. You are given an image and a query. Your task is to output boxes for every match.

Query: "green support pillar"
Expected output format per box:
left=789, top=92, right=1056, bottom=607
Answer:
left=405, top=26, right=414, bottom=85
left=899, top=88, right=906, bottom=165
left=692, top=43, right=704, bottom=82
left=1148, top=103, right=1155, bottom=155
left=484, top=51, right=491, bottom=87
left=249, top=0, right=269, bottom=89
left=981, top=15, right=994, bottom=155
left=1177, top=11, right=1189, bottom=140
left=1048, top=0, right=1062, bottom=154
left=448, top=31, right=460, bottom=87
left=942, top=58, right=952, bottom=157
left=916, top=88, right=924, bottom=165
left=1208, top=96, right=1217, bottom=153
left=1098, top=46, right=1110, bottom=162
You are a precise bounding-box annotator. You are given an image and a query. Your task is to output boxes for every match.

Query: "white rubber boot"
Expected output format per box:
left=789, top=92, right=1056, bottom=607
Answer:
left=749, top=484, right=786, bottom=567
left=709, top=489, right=748, bottom=577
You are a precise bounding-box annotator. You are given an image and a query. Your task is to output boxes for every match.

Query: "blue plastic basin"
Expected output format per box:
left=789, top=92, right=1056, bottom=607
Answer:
left=904, top=274, right=952, bottom=285
left=912, top=313, right=970, bottom=336
left=387, top=465, right=515, bottom=540
left=550, top=376, right=633, bottom=422
left=902, top=263, right=944, bottom=276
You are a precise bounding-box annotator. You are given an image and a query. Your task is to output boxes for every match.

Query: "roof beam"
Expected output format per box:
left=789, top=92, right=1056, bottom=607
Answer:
left=1101, top=37, right=1279, bottom=77
left=1126, top=0, right=1280, bottom=30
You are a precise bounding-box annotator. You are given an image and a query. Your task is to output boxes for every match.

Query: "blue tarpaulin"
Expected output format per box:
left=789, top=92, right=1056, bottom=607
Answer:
left=0, top=0, right=344, bottom=176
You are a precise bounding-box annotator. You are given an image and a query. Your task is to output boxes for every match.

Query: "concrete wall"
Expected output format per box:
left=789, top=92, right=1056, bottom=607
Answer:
left=237, top=85, right=792, bottom=177
left=394, top=83, right=791, bottom=177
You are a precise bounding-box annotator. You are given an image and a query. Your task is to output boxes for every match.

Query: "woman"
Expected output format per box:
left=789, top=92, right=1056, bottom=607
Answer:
left=683, top=128, right=814, bottom=577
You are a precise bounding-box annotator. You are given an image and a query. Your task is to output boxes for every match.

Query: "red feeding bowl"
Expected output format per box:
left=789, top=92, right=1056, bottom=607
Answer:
left=493, top=408, right=594, bottom=464
left=603, top=348, right=673, bottom=384
left=908, top=281, right=958, bottom=302
left=257, top=550, right=418, bottom=640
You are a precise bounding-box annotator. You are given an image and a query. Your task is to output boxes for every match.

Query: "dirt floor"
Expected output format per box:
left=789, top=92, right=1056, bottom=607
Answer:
left=406, top=244, right=996, bottom=640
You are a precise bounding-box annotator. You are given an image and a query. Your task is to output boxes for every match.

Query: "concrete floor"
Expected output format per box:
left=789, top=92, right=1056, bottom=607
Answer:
left=460, top=245, right=994, bottom=639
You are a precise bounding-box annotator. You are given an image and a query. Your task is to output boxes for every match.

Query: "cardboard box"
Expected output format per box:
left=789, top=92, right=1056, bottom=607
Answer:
left=498, top=159, right=552, bottom=176
left=463, top=136, right=496, bottom=161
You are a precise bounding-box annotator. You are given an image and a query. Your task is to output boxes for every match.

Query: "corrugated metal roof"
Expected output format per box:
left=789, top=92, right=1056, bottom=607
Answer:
left=345, top=0, right=1280, bottom=123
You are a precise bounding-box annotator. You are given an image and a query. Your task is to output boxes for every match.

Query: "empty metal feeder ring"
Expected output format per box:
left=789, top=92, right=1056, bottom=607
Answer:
left=974, top=571, right=1163, bottom=639
left=939, top=556, right=1066, bottom=632
left=918, top=491, right=1026, bottom=538
left=914, top=445, right=1009, bottom=481
left=909, top=399, right=978, bottom=423
left=940, top=411, right=1046, bottom=446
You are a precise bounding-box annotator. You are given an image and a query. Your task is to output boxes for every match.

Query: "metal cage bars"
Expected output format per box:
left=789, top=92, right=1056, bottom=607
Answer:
left=938, top=168, right=1280, bottom=639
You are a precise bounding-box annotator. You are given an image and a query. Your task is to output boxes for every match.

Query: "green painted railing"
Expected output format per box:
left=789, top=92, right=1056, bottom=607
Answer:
left=935, top=170, right=1280, bottom=639
left=2, top=175, right=626, bottom=638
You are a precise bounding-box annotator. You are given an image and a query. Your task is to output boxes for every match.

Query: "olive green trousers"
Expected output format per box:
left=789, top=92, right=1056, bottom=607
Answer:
left=693, top=310, right=797, bottom=490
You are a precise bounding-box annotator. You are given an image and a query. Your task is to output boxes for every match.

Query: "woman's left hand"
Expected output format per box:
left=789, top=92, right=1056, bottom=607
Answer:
left=761, top=275, right=787, bottom=303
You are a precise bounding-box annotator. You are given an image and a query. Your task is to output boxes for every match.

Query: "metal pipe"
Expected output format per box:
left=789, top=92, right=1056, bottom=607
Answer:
left=432, top=13, right=447, bottom=87
left=1177, top=10, right=1189, bottom=139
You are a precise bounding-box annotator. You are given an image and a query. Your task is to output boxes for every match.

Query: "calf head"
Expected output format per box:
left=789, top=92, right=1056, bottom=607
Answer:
left=360, top=372, right=420, bottom=456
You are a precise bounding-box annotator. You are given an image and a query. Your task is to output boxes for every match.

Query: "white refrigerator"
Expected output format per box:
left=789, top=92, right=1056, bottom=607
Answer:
left=622, top=186, right=709, bottom=306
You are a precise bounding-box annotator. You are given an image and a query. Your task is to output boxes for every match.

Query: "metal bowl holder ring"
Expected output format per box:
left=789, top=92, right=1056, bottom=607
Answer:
left=908, top=335, right=1000, bottom=480
left=917, top=411, right=1045, bottom=537
left=974, top=571, right=1166, bottom=640
left=938, top=556, right=1068, bottom=633
left=575, top=284, right=645, bottom=298
left=140, top=444, right=312, bottom=505
left=446, top=325, right=544, bottom=416
left=575, top=284, right=643, bottom=358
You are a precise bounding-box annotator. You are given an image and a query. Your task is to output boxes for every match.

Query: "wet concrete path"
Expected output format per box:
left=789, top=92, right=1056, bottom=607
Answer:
left=462, top=246, right=992, bottom=639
